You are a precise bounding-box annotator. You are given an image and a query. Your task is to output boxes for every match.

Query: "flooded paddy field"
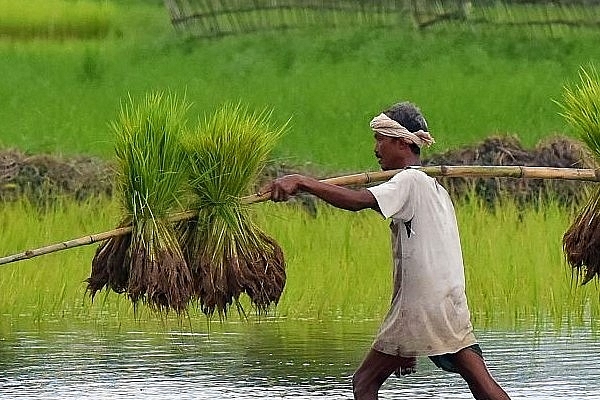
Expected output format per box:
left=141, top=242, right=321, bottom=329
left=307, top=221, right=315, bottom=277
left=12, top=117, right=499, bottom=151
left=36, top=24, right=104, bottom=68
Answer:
left=1, top=320, right=599, bottom=399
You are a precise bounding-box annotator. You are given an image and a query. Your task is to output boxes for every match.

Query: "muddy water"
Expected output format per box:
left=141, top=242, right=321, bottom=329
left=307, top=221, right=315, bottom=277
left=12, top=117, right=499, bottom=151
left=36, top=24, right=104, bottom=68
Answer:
left=1, top=320, right=599, bottom=399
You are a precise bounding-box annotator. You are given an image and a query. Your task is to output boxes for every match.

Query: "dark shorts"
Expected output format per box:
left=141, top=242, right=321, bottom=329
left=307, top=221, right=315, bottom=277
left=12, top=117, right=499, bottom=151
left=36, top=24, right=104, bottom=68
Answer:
left=428, top=343, right=483, bottom=374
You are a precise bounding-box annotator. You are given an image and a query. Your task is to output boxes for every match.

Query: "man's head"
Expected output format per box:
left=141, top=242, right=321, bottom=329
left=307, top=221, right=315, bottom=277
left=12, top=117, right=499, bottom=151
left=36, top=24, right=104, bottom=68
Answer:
left=371, top=101, right=433, bottom=170
left=382, top=102, right=429, bottom=156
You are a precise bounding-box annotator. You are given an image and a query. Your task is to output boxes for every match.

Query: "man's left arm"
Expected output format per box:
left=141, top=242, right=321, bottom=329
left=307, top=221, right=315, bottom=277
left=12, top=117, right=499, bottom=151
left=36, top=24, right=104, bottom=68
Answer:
left=267, top=174, right=378, bottom=212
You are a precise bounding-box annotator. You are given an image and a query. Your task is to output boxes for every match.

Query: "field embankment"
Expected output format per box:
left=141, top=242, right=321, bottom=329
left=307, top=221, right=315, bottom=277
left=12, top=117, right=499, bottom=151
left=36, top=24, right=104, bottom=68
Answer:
left=1, top=134, right=594, bottom=206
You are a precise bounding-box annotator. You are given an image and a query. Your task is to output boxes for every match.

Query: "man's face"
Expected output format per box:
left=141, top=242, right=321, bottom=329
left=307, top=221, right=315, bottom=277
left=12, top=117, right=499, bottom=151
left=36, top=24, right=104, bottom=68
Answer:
left=374, top=133, right=409, bottom=170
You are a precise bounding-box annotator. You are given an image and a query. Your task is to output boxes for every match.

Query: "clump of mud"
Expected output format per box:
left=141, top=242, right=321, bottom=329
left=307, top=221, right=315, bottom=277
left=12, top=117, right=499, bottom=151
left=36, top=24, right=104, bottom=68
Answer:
left=423, top=135, right=596, bottom=206
left=0, top=135, right=594, bottom=207
left=0, top=149, right=113, bottom=204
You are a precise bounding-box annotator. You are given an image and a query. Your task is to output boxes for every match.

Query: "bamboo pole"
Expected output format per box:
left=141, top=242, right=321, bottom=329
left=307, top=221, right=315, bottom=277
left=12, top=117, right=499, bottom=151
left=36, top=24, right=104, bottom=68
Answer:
left=1, top=165, right=598, bottom=266
left=244, top=165, right=600, bottom=203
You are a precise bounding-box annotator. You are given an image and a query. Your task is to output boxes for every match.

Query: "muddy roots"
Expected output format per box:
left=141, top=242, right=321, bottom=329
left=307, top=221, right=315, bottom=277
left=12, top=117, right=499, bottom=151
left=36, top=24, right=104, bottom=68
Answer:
left=87, top=222, right=194, bottom=313
left=192, top=254, right=241, bottom=318
left=180, top=219, right=286, bottom=318
left=126, top=238, right=194, bottom=313
left=87, top=230, right=131, bottom=298
left=563, top=189, right=600, bottom=285
left=241, top=232, right=286, bottom=313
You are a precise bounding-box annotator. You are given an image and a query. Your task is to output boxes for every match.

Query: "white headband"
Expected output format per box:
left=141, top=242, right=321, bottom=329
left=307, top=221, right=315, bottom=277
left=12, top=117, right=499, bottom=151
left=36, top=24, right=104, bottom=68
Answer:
left=369, top=113, right=435, bottom=148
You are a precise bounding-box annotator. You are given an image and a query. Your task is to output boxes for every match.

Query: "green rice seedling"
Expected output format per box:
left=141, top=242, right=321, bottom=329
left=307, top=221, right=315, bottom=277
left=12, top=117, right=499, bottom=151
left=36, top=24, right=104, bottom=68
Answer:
left=88, top=91, right=193, bottom=313
left=263, top=202, right=391, bottom=321
left=263, top=197, right=600, bottom=330
left=557, top=65, right=600, bottom=284
left=179, top=103, right=287, bottom=318
left=2, top=196, right=600, bottom=331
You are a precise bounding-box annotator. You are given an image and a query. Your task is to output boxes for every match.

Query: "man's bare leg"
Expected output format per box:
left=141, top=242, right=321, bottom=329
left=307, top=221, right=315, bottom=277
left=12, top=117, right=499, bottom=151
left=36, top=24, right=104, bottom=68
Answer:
left=450, top=347, right=511, bottom=400
left=352, top=349, right=416, bottom=400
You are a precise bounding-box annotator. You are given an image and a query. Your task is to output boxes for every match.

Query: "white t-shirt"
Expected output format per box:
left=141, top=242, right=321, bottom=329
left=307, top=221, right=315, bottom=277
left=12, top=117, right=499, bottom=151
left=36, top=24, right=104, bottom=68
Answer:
left=367, top=168, right=476, bottom=357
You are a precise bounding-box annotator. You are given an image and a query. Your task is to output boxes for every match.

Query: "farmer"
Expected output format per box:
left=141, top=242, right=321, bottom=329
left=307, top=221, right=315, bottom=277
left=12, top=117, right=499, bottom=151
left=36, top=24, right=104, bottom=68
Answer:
left=264, top=101, right=511, bottom=400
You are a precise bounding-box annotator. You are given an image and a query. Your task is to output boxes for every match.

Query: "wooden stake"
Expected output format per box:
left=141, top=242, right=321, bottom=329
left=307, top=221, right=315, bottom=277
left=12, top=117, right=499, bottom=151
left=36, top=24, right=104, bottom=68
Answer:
left=1, top=165, right=598, bottom=266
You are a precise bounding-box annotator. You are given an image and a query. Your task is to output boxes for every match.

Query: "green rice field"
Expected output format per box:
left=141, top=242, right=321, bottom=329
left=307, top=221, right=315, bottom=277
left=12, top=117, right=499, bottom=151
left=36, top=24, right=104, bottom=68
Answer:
left=0, top=0, right=113, bottom=40
left=1, top=1, right=600, bottom=171
left=1, top=197, right=598, bottom=333
left=2, top=0, right=600, bottom=334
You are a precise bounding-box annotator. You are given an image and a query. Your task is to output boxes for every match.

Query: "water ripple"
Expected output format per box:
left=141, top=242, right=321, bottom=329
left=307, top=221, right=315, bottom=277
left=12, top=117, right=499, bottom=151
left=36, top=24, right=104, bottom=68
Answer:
left=1, top=323, right=600, bottom=399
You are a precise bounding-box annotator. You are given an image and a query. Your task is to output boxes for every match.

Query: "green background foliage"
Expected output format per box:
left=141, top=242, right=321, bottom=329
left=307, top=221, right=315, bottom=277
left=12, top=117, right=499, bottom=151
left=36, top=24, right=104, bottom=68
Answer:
left=1, top=0, right=600, bottom=331
left=1, top=1, right=600, bottom=172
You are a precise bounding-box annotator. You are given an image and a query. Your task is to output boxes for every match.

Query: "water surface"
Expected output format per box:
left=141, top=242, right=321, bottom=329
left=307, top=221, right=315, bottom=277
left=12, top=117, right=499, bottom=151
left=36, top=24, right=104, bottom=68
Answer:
left=1, top=320, right=599, bottom=399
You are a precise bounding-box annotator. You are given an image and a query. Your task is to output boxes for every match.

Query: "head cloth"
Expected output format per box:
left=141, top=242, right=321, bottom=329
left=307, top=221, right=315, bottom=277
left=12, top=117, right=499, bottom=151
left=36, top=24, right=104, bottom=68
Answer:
left=369, top=113, right=435, bottom=148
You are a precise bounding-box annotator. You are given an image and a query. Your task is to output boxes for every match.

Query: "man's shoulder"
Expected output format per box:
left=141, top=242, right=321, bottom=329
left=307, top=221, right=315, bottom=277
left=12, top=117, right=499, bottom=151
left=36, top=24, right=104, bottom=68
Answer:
left=391, top=168, right=448, bottom=197
left=390, top=167, right=428, bottom=182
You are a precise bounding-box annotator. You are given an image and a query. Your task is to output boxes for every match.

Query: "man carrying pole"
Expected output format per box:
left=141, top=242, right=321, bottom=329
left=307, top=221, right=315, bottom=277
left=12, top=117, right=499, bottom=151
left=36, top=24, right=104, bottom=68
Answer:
left=265, top=101, right=511, bottom=400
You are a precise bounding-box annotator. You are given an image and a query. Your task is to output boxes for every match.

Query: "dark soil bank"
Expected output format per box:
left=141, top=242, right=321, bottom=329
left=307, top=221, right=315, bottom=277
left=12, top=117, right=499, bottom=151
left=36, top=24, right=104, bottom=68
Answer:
left=0, top=135, right=595, bottom=206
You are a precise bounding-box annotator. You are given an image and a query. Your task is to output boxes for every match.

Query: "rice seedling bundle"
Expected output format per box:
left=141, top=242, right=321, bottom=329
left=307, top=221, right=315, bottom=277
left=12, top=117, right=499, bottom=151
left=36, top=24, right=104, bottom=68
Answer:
left=179, top=104, right=287, bottom=317
left=558, top=65, right=600, bottom=284
left=87, top=91, right=193, bottom=313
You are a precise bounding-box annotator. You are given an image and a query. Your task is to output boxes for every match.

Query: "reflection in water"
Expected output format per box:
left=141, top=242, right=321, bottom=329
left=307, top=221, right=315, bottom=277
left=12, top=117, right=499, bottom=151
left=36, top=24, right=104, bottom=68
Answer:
left=1, top=320, right=600, bottom=399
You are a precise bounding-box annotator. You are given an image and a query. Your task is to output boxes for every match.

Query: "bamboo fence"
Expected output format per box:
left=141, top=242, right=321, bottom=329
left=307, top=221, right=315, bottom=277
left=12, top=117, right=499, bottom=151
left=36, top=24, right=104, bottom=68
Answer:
left=162, top=0, right=600, bottom=37
left=0, top=164, right=598, bottom=267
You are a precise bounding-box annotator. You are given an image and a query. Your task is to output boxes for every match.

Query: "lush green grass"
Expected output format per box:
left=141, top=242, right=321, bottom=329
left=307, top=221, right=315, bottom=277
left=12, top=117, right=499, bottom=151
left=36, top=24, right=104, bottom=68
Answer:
left=459, top=198, right=600, bottom=330
left=1, top=198, right=598, bottom=333
left=1, top=1, right=600, bottom=171
left=2, top=1, right=600, bottom=334
left=0, top=0, right=114, bottom=40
